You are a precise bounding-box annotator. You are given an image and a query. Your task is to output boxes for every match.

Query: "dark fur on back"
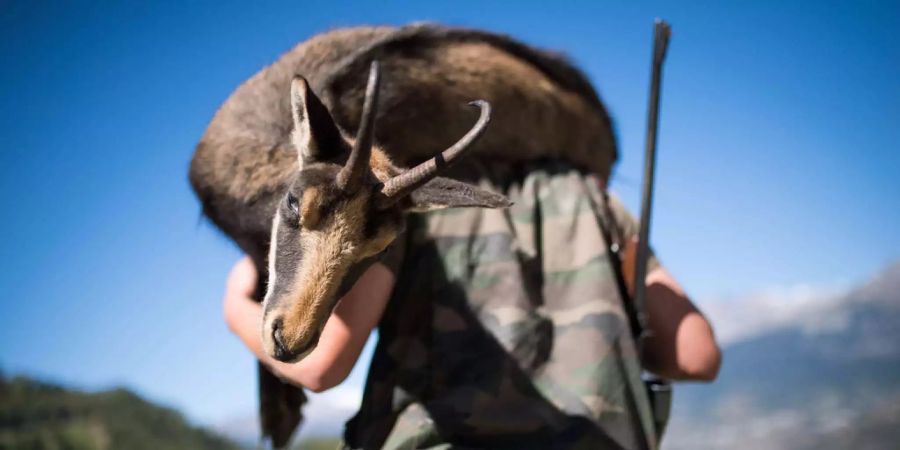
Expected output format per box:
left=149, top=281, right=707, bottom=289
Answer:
left=318, top=23, right=610, bottom=124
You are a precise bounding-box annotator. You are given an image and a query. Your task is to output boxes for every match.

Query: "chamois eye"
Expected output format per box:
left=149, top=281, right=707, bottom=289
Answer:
left=286, top=193, right=299, bottom=216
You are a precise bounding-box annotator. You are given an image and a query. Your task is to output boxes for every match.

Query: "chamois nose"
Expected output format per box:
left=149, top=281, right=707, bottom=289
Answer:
left=270, top=318, right=293, bottom=362
left=270, top=318, right=320, bottom=362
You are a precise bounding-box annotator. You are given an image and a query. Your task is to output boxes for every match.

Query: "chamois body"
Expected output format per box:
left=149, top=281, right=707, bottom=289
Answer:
left=191, top=23, right=615, bottom=266
left=189, top=23, right=617, bottom=447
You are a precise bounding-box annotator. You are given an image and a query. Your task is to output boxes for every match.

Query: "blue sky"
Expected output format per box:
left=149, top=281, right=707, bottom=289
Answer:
left=1, top=0, right=897, bottom=431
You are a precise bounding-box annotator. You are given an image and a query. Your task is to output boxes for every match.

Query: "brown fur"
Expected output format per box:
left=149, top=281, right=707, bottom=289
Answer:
left=298, top=187, right=321, bottom=229
left=368, top=146, right=400, bottom=180
left=190, top=23, right=616, bottom=262
left=188, top=23, right=618, bottom=447
left=277, top=191, right=398, bottom=357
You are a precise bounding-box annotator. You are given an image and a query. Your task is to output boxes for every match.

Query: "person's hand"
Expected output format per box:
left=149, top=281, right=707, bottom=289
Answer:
left=228, top=256, right=258, bottom=296
left=220, top=255, right=396, bottom=392
left=224, top=256, right=260, bottom=334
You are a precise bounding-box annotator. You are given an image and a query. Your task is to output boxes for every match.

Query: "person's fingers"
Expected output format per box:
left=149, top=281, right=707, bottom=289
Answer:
left=223, top=256, right=262, bottom=334
left=226, top=256, right=258, bottom=299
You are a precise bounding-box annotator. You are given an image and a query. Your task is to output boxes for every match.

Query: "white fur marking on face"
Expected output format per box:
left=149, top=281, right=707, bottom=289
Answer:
left=262, top=209, right=281, bottom=307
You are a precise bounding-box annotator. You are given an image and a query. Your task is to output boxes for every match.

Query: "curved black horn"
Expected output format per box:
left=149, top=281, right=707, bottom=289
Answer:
left=379, top=100, right=491, bottom=202
left=337, top=61, right=381, bottom=191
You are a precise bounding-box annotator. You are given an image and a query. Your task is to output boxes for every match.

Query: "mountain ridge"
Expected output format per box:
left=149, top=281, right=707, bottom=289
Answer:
left=664, top=261, right=900, bottom=449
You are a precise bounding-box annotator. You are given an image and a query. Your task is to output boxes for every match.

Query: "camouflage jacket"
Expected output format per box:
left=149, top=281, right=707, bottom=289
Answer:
left=344, top=161, right=659, bottom=450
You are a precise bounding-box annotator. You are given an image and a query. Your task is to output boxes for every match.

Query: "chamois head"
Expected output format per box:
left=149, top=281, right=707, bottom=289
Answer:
left=262, top=62, right=509, bottom=362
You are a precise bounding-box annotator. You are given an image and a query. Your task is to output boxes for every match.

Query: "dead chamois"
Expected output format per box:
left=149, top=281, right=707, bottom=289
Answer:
left=262, top=62, right=507, bottom=362
left=189, top=23, right=615, bottom=447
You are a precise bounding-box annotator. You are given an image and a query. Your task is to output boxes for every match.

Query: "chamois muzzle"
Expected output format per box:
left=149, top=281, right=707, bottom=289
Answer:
left=271, top=317, right=320, bottom=362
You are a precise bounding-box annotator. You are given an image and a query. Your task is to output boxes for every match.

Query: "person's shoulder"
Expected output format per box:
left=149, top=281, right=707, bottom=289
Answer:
left=604, top=192, right=638, bottom=233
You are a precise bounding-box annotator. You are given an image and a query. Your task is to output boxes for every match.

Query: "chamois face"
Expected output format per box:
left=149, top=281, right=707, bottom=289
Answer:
left=263, top=165, right=405, bottom=362
left=261, top=62, right=508, bottom=362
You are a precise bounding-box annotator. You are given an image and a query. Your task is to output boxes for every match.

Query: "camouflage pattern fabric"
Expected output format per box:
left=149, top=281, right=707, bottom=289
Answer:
left=344, top=161, right=659, bottom=450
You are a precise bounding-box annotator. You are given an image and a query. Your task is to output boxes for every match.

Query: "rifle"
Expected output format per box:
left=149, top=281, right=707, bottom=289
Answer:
left=597, top=19, right=673, bottom=447
left=635, top=19, right=673, bottom=445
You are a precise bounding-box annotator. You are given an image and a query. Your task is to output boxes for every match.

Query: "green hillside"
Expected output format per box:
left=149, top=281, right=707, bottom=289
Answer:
left=0, top=374, right=240, bottom=450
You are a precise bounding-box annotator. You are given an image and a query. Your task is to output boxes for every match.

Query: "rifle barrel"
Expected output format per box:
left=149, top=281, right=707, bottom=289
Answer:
left=633, top=20, right=671, bottom=346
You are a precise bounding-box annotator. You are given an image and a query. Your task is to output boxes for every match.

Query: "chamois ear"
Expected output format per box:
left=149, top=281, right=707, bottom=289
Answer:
left=290, top=76, right=343, bottom=168
left=403, top=177, right=511, bottom=212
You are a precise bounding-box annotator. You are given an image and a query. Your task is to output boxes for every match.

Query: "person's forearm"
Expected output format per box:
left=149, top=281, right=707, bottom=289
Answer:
left=224, top=288, right=312, bottom=384
left=618, top=239, right=721, bottom=381
left=223, top=261, right=395, bottom=392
